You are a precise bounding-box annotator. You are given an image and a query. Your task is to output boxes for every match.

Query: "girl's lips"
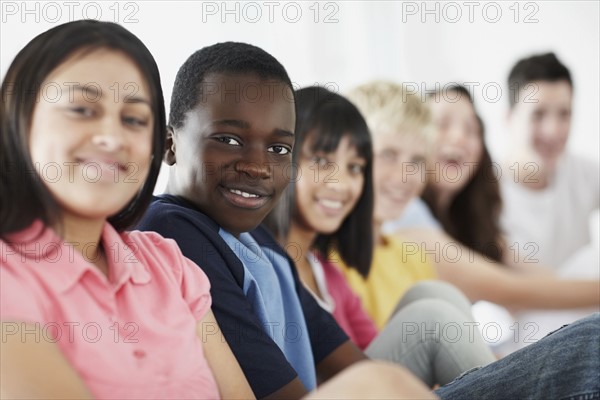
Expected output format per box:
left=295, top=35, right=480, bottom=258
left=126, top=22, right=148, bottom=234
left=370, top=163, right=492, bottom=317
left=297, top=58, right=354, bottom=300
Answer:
left=219, top=185, right=271, bottom=210
left=316, top=198, right=346, bottom=217
left=75, top=158, right=128, bottom=183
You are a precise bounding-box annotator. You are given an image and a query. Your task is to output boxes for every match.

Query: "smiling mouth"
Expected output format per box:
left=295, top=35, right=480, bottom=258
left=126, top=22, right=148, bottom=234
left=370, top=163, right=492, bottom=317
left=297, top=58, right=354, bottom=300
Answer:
left=319, top=199, right=343, bottom=210
left=219, top=185, right=271, bottom=210
left=229, top=188, right=259, bottom=198
left=316, top=198, right=346, bottom=217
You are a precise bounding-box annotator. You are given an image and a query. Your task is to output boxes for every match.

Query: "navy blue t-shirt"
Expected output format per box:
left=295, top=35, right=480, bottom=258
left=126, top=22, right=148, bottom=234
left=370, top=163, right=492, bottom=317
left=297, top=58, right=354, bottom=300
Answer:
left=136, top=195, right=349, bottom=398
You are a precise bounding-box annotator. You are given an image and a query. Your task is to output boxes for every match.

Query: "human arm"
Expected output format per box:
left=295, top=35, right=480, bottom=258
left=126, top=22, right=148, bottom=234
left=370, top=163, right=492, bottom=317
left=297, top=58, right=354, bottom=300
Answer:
left=197, top=310, right=254, bottom=399
left=315, top=340, right=368, bottom=383
left=499, top=235, right=561, bottom=274
left=0, top=322, right=94, bottom=399
left=401, top=227, right=600, bottom=310
left=306, top=360, right=436, bottom=400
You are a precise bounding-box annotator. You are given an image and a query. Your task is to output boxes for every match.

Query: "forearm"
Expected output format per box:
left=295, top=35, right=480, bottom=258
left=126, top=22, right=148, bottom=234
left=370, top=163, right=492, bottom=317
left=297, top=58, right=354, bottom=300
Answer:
left=437, top=260, right=600, bottom=309
left=315, top=340, right=368, bottom=384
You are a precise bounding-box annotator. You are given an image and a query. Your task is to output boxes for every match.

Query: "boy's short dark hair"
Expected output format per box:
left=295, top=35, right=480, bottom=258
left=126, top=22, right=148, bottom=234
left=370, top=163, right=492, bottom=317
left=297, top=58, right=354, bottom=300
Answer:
left=169, top=41, right=295, bottom=128
left=507, top=52, right=572, bottom=108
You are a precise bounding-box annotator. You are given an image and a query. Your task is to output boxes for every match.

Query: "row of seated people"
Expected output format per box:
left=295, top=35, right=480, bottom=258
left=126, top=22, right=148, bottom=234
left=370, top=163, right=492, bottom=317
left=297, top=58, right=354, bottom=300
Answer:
left=1, top=19, right=598, bottom=399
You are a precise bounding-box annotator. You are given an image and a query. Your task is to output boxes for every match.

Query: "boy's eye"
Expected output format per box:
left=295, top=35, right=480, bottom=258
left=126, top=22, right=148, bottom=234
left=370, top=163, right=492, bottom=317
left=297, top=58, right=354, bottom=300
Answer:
left=408, top=158, right=425, bottom=169
left=216, top=137, right=241, bottom=146
left=268, top=145, right=291, bottom=155
left=559, top=109, right=571, bottom=120
left=532, top=110, right=545, bottom=121
left=378, top=149, right=397, bottom=162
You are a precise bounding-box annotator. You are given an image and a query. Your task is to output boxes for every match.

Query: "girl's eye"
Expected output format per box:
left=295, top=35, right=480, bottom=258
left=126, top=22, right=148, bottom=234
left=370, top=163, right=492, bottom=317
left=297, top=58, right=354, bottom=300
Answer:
left=268, top=145, right=291, bottom=155
left=312, top=156, right=329, bottom=167
left=216, top=137, right=241, bottom=146
left=123, top=116, right=149, bottom=127
left=349, top=163, right=365, bottom=174
left=69, top=107, right=94, bottom=117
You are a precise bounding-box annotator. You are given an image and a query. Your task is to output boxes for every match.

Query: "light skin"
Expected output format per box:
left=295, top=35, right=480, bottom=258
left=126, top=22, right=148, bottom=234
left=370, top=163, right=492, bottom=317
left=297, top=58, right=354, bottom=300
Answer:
left=426, top=95, right=483, bottom=212
left=1, top=50, right=253, bottom=400
left=288, top=134, right=367, bottom=296
left=369, top=100, right=599, bottom=310
left=27, top=48, right=154, bottom=274
left=372, top=132, right=429, bottom=244
left=506, top=80, right=572, bottom=189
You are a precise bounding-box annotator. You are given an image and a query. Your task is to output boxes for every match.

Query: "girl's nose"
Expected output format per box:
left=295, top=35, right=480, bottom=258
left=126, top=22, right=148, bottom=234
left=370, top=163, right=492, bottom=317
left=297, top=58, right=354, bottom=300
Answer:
left=92, top=119, right=125, bottom=152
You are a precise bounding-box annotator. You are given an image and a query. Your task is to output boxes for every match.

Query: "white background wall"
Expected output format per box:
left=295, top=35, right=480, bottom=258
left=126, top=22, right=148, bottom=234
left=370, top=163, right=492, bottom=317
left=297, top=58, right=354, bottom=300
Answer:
left=1, top=1, right=598, bottom=194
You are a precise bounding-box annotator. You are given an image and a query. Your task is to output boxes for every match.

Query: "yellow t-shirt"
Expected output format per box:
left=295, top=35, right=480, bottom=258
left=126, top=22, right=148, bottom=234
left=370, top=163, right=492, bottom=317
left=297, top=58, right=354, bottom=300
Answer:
left=332, top=235, right=436, bottom=329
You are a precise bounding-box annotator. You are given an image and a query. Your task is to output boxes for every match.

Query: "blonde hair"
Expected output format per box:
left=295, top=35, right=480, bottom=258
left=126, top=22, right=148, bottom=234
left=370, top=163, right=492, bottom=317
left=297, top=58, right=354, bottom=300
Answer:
left=346, top=81, right=436, bottom=149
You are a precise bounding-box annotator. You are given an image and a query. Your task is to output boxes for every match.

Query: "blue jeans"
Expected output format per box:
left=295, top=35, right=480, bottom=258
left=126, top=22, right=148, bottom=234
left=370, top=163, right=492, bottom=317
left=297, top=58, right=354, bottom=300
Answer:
left=435, top=312, right=600, bottom=400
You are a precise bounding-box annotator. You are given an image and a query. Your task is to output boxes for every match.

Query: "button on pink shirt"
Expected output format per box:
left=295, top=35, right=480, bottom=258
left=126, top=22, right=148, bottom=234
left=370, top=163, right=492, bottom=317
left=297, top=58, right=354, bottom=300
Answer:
left=0, top=221, right=220, bottom=400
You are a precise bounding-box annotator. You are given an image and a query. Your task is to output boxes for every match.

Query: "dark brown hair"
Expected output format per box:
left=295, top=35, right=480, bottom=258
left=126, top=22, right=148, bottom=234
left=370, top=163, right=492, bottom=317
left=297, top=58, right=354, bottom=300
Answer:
left=423, top=85, right=504, bottom=262
left=264, top=86, right=374, bottom=277
left=1, top=20, right=167, bottom=239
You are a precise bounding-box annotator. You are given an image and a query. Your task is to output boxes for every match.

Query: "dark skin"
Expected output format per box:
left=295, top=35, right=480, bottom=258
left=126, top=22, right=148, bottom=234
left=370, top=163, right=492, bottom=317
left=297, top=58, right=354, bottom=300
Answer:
left=165, top=72, right=367, bottom=398
left=166, top=72, right=296, bottom=236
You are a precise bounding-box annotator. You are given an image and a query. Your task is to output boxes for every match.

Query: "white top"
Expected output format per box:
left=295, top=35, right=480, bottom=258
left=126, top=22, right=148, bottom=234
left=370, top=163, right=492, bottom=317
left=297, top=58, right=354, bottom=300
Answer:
left=500, top=152, right=600, bottom=269
left=304, top=254, right=336, bottom=313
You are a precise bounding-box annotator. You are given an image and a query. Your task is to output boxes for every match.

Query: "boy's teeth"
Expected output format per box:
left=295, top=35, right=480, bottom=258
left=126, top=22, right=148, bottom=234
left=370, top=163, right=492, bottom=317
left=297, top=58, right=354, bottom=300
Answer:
left=229, top=189, right=259, bottom=198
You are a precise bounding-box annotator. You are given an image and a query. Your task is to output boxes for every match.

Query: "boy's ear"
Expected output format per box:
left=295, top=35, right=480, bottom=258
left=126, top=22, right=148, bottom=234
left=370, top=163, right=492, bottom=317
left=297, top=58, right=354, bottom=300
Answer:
left=164, top=126, right=177, bottom=166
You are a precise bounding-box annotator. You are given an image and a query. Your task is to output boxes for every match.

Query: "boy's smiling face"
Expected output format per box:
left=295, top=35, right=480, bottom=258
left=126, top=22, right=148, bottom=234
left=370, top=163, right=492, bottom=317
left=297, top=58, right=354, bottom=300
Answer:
left=165, top=72, right=295, bottom=235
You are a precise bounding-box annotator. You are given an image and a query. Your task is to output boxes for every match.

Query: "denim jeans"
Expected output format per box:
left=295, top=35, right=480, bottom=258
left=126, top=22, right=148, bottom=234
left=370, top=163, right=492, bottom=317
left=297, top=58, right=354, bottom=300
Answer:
left=435, top=312, right=600, bottom=400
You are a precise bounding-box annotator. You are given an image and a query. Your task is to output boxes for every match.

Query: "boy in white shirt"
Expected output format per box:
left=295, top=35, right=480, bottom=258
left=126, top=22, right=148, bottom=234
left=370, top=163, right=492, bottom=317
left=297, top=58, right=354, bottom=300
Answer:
left=502, top=52, right=599, bottom=271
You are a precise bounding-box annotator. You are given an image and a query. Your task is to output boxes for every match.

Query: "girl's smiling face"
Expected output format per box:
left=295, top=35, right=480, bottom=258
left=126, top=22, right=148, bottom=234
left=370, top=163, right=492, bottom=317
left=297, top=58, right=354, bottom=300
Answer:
left=428, top=94, right=483, bottom=196
left=28, top=48, right=154, bottom=223
left=294, top=134, right=366, bottom=235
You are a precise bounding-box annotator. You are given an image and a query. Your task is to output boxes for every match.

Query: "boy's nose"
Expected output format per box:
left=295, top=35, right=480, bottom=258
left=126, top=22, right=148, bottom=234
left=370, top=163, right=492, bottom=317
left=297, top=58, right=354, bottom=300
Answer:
left=446, top=125, right=467, bottom=145
left=234, top=159, right=271, bottom=179
left=539, top=115, right=563, bottom=139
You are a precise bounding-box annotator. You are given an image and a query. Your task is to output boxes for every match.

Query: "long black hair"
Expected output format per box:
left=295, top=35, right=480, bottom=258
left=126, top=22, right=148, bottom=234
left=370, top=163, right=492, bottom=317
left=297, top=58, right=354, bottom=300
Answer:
left=1, top=20, right=167, bottom=239
left=264, top=86, right=374, bottom=277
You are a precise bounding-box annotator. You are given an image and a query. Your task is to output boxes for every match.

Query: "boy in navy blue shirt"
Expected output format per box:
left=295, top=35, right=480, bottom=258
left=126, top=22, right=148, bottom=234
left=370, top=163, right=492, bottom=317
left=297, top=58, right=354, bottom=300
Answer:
left=137, top=42, right=366, bottom=399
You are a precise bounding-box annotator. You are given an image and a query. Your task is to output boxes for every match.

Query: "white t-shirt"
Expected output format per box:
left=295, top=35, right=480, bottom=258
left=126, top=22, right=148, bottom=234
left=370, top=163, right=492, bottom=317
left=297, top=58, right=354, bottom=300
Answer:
left=500, top=152, right=600, bottom=269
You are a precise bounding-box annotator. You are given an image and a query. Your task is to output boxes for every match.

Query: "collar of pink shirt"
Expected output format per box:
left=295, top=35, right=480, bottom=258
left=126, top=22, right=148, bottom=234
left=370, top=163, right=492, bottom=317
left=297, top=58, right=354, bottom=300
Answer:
left=6, top=220, right=151, bottom=293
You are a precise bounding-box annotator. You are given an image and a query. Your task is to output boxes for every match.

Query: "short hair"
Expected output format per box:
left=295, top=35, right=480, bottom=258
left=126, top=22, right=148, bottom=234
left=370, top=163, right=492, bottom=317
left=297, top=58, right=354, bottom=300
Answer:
left=169, top=41, right=294, bottom=129
left=507, top=52, right=573, bottom=108
left=347, top=81, right=436, bottom=155
left=264, top=86, right=374, bottom=277
left=1, top=20, right=167, bottom=239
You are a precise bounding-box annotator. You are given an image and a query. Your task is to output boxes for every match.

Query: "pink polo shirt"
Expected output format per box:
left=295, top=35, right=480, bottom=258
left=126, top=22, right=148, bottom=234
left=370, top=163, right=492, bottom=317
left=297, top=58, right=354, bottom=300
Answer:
left=0, top=221, right=220, bottom=399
